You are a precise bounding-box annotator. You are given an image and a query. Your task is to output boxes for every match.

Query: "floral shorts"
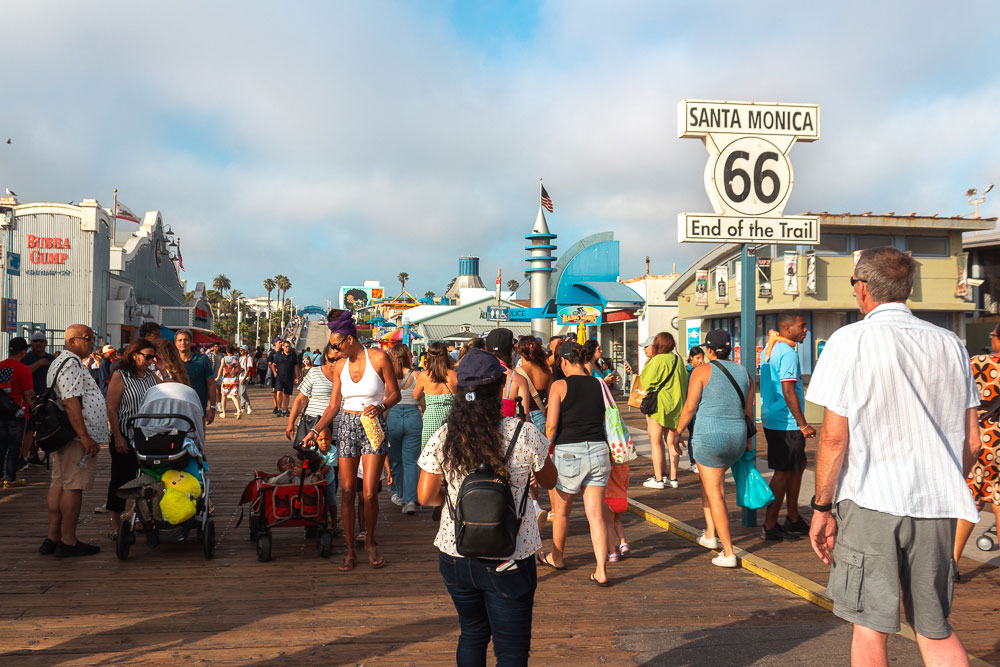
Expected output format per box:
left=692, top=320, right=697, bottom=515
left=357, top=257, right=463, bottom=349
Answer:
left=338, top=412, right=388, bottom=458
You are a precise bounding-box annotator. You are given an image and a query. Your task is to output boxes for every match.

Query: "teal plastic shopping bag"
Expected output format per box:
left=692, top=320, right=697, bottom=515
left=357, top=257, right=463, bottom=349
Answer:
left=731, top=451, right=774, bottom=510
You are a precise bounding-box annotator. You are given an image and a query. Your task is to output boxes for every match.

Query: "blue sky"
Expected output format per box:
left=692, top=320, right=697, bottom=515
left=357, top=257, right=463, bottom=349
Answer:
left=1, top=1, right=998, bottom=308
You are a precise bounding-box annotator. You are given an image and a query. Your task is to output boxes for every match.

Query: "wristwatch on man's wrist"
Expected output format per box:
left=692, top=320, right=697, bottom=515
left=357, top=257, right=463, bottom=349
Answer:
left=810, top=495, right=833, bottom=513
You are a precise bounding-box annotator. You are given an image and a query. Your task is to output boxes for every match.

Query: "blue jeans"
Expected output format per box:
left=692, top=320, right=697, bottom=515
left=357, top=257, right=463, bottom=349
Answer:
left=0, top=417, right=23, bottom=482
left=387, top=405, right=422, bottom=504
left=438, top=551, right=536, bottom=666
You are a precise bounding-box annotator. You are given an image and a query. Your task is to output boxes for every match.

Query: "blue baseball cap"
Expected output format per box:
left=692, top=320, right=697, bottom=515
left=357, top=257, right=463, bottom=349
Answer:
left=456, top=348, right=506, bottom=387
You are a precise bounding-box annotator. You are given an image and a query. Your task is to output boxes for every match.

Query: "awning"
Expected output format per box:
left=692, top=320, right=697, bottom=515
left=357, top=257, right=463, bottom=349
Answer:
left=190, top=328, right=230, bottom=348
left=574, top=281, right=644, bottom=309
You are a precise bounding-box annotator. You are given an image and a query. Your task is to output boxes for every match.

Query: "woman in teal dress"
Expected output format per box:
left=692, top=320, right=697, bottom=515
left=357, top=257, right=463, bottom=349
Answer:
left=676, top=330, right=754, bottom=568
left=639, top=333, right=687, bottom=489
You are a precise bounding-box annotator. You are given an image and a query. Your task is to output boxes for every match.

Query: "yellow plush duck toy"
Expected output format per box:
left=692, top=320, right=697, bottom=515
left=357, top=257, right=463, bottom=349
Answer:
left=159, top=470, right=202, bottom=525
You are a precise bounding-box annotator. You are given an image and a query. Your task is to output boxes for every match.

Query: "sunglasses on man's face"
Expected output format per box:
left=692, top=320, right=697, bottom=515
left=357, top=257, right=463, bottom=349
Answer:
left=850, top=276, right=867, bottom=287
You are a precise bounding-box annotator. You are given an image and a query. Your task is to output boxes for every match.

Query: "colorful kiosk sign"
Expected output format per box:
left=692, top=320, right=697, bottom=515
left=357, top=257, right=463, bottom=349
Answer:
left=557, top=305, right=602, bottom=326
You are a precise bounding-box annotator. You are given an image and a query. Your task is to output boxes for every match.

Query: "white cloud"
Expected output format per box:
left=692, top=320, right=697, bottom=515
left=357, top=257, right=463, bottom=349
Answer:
left=1, top=0, right=998, bottom=307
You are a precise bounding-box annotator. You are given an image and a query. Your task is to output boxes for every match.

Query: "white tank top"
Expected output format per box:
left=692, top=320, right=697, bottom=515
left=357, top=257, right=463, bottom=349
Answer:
left=340, top=349, right=385, bottom=411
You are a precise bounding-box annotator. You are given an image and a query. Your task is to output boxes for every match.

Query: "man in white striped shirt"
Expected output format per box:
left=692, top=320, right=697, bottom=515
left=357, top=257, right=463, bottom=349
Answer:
left=806, top=246, right=980, bottom=666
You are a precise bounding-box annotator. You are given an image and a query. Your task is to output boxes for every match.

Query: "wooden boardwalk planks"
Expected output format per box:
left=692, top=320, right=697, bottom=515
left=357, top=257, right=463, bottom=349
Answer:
left=0, top=386, right=932, bottom=665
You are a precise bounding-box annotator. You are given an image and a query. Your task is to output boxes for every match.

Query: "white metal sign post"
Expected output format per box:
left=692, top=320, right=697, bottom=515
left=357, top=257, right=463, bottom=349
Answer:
left=678, top=99, right=820, bottom=527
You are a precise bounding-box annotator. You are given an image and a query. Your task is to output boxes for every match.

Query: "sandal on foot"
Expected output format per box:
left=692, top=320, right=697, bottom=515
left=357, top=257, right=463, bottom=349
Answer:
left=338, top=554, right=357, bottom=571
left=590, top=573, right=610, bottom=587
left=535, top=551, right=565, bottom=570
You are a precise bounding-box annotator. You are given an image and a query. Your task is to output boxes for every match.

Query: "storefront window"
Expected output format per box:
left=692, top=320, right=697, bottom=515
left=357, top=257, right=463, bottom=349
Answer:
left=905, top=236, right=949, bottom=257
left=815, top=234, right=850, bottom=255
left=855, top=235, right=893, bottom=250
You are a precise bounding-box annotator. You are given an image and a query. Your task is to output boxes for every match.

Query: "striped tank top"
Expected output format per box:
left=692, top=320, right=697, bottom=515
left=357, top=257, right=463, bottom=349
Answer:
left=117, top=369, right=159, bottom=430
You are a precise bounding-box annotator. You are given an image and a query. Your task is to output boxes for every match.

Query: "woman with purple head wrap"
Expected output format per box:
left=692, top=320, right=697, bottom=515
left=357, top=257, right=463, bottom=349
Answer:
left=303, top=309, right=401, bottom=570
left=327, top=310, right=358, bottom=339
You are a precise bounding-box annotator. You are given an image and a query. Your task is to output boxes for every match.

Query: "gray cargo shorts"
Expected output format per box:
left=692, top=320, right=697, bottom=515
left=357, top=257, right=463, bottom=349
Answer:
left=827, top=500, right=957, bottom=639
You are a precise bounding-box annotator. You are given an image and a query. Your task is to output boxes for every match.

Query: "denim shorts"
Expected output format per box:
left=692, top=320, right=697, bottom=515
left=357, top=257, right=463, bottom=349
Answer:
left=553, top=441, right=610, bottom=494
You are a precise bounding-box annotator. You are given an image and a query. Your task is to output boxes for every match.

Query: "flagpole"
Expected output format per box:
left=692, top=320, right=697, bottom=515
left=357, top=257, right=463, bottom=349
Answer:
left=112, top=188, right=117, bottom=243
left=539, top=177, right=543, bottom=207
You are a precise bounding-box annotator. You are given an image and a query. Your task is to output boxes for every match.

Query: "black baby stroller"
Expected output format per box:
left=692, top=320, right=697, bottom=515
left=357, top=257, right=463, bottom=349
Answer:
left=116, top=383, right=215, bottom=560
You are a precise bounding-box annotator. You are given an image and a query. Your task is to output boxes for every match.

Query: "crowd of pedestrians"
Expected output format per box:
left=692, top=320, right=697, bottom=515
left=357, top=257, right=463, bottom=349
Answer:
left=4, top=247, right=997, bottom=666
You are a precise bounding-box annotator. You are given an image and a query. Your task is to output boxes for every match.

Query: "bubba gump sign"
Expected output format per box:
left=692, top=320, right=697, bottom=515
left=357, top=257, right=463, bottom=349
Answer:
left=27, top=235, right=71, bottom=264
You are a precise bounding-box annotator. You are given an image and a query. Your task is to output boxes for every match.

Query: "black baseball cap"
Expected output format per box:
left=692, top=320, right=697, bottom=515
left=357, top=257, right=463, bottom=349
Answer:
left=9, top=337, right=28, bottom=353
left=456, top=349, right=506, bottom=387
left=485, top=328, right=514, bottom=355
left=704, top=329, right=731, bottom=352
left=558, top=341, right=582, bottom=358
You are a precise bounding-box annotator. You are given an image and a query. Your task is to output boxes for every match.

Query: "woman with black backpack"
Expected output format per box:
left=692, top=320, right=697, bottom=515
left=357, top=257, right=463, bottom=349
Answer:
left=418, top=348, right=557, bottom=667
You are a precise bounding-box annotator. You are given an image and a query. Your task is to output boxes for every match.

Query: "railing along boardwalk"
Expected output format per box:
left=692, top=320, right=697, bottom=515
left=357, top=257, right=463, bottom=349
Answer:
left=0, top=385, right=930, bottom=665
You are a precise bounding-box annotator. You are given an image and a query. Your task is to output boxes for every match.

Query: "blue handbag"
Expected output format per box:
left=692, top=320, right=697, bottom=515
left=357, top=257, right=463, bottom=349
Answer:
left=731, top=451, right=775, bottom=510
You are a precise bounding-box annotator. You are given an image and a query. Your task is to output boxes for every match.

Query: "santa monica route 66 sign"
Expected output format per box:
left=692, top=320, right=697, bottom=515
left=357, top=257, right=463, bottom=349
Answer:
left=678, top=99, right=820, bottom=245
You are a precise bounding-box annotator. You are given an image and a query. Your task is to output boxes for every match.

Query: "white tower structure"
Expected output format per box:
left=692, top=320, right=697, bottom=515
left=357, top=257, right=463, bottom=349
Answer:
left=524, top=200, right=557, bottom=340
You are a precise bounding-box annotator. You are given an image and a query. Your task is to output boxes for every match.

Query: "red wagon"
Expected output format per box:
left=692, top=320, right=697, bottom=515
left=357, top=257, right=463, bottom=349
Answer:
left=239, top=464, right=333, bottom=562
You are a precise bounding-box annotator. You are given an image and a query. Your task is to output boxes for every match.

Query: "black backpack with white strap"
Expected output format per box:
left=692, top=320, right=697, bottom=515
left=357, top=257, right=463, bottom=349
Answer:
left=446, top=420, right=529, bottom=559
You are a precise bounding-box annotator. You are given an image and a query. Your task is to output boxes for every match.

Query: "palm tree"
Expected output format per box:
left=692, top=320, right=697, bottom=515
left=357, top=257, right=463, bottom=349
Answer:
left=276, top=275, right=291, bottom=329
left=212, top=274, right=231, bottom=296
left=506, top=279, right=520, bottom=294
left=397, top=272, right=408, bottom=291
left=263, top=277, right=276, bottom=341
left=424, top=290, right=435, bottom=299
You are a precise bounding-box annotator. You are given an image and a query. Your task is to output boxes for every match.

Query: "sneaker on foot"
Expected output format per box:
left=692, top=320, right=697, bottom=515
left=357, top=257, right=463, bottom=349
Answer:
left=784, top=516, right=809, bottom=533
left=697, top=532, right=719, bottom=550
left=668, top=478, right=679, bottom=489
left=402, top=501, right=417, bottom=515
left=246, top=406, right=253, bottom=414
left=761, top=524, right=801, bottom=541
left=38, top=538, right=57, bottom=555
left=26, top=455, right=45, bottom=467
left=273, top=407, right=280, bottom=415
left=619, top=542, right=631, bottom=556
left=54, top=541, right=101, bottom=558
left=642, top=477, right=666, bottom=489
left=93, top=504, right=109, bottom=514
left=690, top=464, right=699, bottom=474
left=712, top=552, right=738, bottom=568
left=607, top=551, right=620, bottom=563
left=390, top=493, right=403, bottom=506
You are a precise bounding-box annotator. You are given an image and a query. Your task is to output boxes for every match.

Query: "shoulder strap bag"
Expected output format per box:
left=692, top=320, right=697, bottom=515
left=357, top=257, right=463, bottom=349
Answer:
left=640, top=354, right=679, bottom=416
left=514, top=366, right=545, bottom=413
left=710, top=360, right=756, bottom=438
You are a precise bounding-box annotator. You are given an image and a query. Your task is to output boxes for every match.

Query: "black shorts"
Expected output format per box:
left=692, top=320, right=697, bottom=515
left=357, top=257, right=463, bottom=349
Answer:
left=274, top=377, right=294, bottom=394
left=764, top=428, right=807, bottom=472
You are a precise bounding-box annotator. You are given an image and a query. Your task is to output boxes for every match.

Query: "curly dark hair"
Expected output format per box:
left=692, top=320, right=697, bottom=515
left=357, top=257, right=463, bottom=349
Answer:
left=441, top=380, right=507, bottom=479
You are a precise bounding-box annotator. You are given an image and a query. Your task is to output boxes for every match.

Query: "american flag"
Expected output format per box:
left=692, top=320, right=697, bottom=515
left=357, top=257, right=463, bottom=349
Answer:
left=540, top=184, right=554, bottom=213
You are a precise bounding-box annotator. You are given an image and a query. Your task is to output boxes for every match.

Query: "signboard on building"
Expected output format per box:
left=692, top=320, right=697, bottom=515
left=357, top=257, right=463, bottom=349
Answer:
left=3, top=298, right=16, bottom=333
left=686, top=318, right=702, bottom=351
left=485, top=306, right=510, bottom=322
left=6, top=251, right=19, bottom=276
left=783, top=251, right=799, bottom=295
left=715, top=265, right=729, bottom=304
left=695, top=271, right=708, bottom=306
left=757, top=258, right=772, bottom=298
left=678, top=99, right=820, bottom=245
left=557, top=305, right=602, bottom=325
left=340, top=286, right=384, bottom=311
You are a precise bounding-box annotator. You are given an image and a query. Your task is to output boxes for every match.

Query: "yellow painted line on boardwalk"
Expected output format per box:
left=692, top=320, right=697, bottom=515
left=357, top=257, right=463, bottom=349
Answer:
left=628, top=498, right=993, bottom=667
